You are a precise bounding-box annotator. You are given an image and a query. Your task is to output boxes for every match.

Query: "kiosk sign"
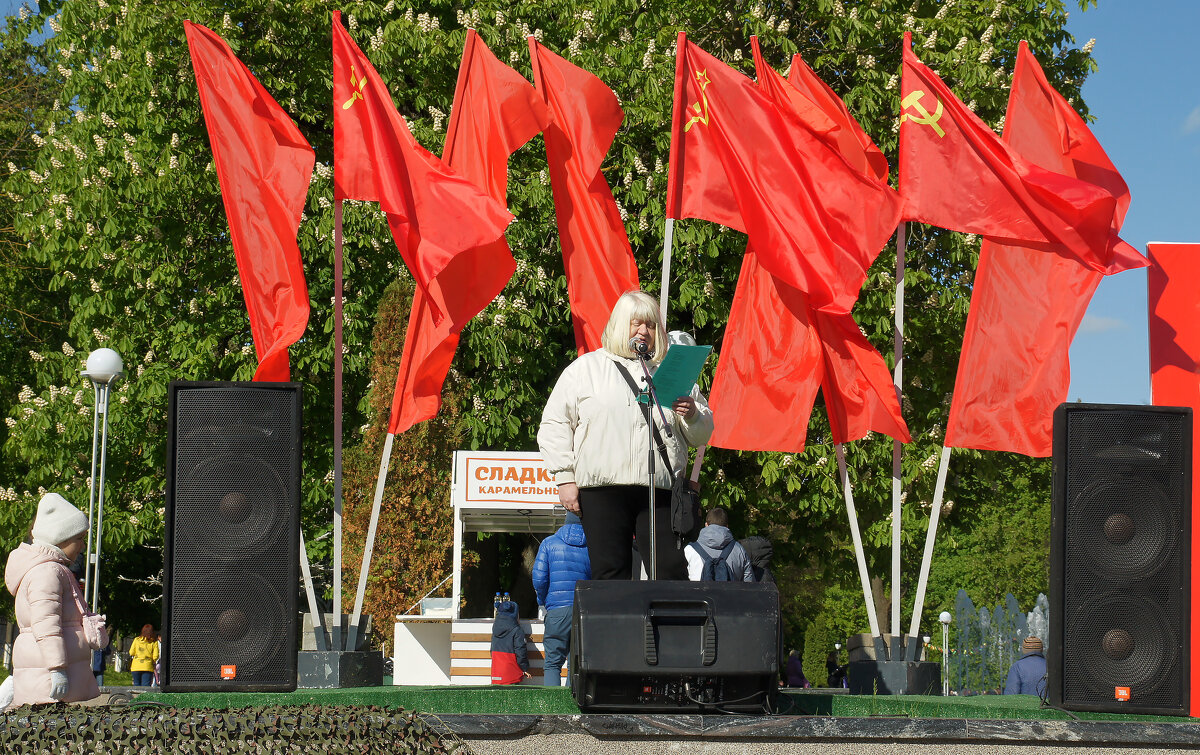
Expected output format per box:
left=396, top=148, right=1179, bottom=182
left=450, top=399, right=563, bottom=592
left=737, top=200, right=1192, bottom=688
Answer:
left=452, top=451, right=558, bottom=507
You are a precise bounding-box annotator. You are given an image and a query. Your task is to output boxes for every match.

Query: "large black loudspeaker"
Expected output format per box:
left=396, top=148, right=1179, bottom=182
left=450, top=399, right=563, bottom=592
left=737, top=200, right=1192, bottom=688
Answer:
left=162, top=381, right=302, bottom=692
left=1049, top=403, right=1191, bottom=715
left=571, top=580, right=779, bottom=712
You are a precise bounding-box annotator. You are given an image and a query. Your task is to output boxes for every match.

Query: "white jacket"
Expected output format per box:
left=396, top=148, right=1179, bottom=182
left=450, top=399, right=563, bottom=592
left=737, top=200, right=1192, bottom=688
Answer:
left=538, top=349, right=714, bottom=490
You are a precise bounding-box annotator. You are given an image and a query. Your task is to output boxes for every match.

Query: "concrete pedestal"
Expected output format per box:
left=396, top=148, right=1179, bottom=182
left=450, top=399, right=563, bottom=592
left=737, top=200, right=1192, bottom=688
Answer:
left=297, top=650, right=384, bottom=689
left=847, top=660, right=941, bottom=695
left=301, top=613, right=374, bottom=651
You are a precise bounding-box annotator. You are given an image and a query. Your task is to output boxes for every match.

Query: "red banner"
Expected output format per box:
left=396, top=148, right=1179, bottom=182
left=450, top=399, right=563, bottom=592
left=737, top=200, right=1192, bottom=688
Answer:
left=1147, top=242, right=1200, bottom=717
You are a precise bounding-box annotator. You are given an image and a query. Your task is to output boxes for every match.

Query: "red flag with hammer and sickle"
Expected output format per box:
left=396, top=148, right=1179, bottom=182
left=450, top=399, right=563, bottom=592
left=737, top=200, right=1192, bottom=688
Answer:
left=944, top=41, right=1146, bottom=456
left=899, top=32, right=1121, bottom=272
left=333, top=12, right=513, bottom=330
left=666, top=33, right=902, bottom=316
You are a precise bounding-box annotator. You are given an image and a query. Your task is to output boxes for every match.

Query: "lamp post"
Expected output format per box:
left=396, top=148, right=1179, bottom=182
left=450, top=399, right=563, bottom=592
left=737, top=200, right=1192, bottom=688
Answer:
left=82, top=348, right=124, bottom=610
left=939, top=611, right=952, bottom=696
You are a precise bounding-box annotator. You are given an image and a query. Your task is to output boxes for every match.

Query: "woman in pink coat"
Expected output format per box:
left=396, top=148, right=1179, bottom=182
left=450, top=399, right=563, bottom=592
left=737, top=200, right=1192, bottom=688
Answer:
left=4, top=493, right=102, bottom=708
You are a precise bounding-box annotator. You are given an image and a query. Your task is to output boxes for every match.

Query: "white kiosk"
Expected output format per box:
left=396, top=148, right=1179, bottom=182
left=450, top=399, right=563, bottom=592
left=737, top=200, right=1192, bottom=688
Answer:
left=392, top=450, right=568, bottom=685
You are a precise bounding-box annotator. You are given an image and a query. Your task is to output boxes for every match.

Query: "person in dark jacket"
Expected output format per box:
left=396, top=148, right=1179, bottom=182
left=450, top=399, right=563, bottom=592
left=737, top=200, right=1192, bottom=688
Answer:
left=92, top=638, right=112, bottom=687
left=739, top=535, right=775, bottom=583
left=490, top=600, right=530, bottom=685
left=1004, top=636, right=1047, bottom=696
left=785, top=649, right=810, bottom=688
left=532, top=512, right=591, bottom=686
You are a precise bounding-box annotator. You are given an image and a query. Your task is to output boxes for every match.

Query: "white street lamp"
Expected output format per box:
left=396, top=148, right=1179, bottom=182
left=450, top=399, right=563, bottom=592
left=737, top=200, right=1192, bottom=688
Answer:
left=82, top=348, right=124, bottom=610
left=939, top=611, right=952, bottom=696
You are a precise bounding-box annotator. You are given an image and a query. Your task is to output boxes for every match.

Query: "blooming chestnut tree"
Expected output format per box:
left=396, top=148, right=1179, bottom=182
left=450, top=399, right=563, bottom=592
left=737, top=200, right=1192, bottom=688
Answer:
left=1, top=0, right=1096, bottom=637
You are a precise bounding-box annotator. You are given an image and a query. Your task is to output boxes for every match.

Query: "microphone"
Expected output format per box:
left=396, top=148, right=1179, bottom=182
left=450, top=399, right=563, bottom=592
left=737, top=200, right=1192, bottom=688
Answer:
left=629, top=338, right=649, bottom=357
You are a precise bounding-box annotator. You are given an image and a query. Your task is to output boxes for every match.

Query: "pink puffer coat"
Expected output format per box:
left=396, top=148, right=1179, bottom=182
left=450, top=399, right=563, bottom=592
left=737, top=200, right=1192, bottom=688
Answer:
left=4, top=543, right=100, bottom=708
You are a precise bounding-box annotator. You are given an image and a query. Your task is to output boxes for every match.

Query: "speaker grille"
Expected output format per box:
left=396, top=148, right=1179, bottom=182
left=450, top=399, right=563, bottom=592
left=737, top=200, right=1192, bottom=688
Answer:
left=164, top=383, right=301, bottom=691
left=1052, top=404, right=1190, bottom=714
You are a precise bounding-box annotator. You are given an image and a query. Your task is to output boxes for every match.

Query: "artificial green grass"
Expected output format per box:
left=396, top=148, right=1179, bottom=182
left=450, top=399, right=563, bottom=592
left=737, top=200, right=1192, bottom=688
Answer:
left=134, top=685, right=580, bottom=714
left=133, top=686, right=1200, bottom=723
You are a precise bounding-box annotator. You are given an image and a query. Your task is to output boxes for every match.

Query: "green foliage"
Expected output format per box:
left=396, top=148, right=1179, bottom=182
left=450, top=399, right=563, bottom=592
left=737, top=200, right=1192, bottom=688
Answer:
left=341, top=278, right=471, bottom=624
left=0, top=0, right=1094, bottom=638
left=801, top=582, right=869, bottom=686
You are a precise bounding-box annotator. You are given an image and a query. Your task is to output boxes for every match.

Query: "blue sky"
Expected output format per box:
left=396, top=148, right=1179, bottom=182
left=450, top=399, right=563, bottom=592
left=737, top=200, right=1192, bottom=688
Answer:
left=1065, top=3, right=1200, bottom=404
left=3, top=1, right=1194, bottom=406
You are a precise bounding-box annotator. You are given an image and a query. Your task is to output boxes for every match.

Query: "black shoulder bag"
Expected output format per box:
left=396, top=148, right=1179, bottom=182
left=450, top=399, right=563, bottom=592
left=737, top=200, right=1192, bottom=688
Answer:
left=612, top=361, right=703, bottom=548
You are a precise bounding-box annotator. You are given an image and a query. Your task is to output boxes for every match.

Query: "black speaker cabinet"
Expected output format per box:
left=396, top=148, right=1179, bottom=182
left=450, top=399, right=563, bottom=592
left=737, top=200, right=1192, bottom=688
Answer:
left=1049, top=403, right=1191, bottom=715
left=571, top=580, right=780, bottom=712
left=162, top=381, right=302, bottom=692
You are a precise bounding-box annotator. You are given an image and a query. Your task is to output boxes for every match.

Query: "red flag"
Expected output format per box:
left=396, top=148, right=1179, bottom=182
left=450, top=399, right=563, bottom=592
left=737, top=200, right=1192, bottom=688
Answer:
left=899, top=33, right=1119, bottom=271
left=184, top=21, right=313, bottom=382
left=709, top=251, right=823, bottom=453
left=1000, top=41, right=1143, bottom=275
left=944, top=42, right=1144, bottom=456
left=666, top=33, right=902, bottom=315
left=709, top=42, right=908, bottom=451
left=529, top=39, right=639, bottom=354
left=332, top=12, right=512, bottom=327
left=816, top=313, right=910, bottom=446
left=787, top=51, right=889, bottom=182
left=387, top=31, right=550, bottom=435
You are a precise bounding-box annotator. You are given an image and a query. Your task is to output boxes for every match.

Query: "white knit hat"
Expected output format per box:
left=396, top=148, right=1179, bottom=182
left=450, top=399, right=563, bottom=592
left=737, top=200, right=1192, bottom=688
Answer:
left=30, top=493, right=88, bottom=547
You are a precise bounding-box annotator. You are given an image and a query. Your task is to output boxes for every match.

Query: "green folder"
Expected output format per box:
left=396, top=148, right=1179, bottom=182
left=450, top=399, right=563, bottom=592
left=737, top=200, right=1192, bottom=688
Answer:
left=646, top=344, right=712, bottom=407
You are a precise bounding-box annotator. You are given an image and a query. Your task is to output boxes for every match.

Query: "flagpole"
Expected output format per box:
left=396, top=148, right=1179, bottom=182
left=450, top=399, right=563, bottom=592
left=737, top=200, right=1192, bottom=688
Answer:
left=836, top=443, right=886, bottom=653
left=661, top=31, right=687, bottom=325
left=905, top=445, right=952, bottom=661
left=346, top=431, right=395, bottom=651
left=659, top=218, right=675, bottom=323
left=299, top=530, right=328, bottom=651
left=889, top=222, right=906, bottom=657
left=332, top=198, right=345, bottom=651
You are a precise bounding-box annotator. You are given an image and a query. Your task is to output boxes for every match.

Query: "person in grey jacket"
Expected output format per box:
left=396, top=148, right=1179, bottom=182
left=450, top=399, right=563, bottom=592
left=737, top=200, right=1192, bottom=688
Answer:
left=685, top=508, right=754, bottom=582
left=538, top=290, right=714, bottom=581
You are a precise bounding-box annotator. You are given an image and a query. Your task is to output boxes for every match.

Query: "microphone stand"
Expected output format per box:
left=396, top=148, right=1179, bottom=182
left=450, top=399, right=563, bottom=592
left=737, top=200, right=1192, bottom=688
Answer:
left=635, top=349, right=674, bottom=580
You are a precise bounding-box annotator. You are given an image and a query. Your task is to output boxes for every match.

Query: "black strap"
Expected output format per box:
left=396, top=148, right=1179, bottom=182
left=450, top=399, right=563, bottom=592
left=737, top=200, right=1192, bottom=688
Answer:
left=612, top=360, right=675, bottom=478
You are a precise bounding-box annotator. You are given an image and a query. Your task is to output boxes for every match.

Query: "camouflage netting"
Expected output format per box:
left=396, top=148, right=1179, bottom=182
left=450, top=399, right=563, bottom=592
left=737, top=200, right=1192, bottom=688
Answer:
left=0, top=704, right=468, bottom=754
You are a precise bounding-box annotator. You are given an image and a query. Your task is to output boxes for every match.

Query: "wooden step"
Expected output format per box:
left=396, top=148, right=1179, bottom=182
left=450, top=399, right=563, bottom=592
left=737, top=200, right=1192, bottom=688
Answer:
left=451, top=666, right=567, bottom=678
left=453, top=633, right=545, bottom=643
left=452, top=648, right=547, bottom=661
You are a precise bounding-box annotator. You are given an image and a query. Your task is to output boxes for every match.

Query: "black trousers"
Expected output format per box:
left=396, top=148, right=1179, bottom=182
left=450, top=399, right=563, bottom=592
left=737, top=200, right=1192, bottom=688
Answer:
left=579, top=485, right=688, bottom=580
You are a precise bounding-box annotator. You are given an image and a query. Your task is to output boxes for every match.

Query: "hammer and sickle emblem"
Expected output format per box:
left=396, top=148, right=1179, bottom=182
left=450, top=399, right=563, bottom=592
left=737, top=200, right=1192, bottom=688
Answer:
left=684, top=69, right=712, bottom=132
left=900, top=90, right=946, bottom=138
left=342, top=65, right=366, bottom=110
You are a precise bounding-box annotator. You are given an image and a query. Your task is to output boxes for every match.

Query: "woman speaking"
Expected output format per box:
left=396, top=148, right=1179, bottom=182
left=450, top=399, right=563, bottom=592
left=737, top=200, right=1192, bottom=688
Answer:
left=538, top=290, right=714, bottom=580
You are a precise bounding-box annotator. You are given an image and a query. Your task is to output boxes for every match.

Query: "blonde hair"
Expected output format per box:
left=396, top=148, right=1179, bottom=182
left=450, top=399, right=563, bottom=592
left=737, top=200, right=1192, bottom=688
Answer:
left=601, top=290, right=668, bottom=364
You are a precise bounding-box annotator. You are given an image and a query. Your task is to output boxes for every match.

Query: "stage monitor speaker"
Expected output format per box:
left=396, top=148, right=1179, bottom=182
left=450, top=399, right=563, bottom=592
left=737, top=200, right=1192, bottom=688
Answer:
left=162, top=381, right=302, bottom=692
left=571, top=580, right=779, bottom=712
left=1049, top=402, right=1191, bottom=715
